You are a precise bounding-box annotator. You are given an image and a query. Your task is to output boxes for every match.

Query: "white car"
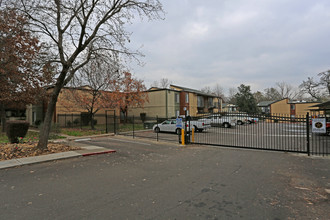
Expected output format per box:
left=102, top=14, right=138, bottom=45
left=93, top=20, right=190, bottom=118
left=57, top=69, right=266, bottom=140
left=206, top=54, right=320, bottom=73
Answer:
left=178, top=116, right=211, bottom=132
left=202, top=115, right=236, bottom=128
left=231, top=114, right=258, bottom=124
left=153, top=118, right=208, bottom=134
left=153, top=119, right=184, bottom=135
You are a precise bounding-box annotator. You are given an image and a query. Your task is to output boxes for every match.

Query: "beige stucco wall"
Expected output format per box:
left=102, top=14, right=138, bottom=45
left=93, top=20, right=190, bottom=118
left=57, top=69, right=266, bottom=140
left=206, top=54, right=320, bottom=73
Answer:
left=26, top=104, right=44, bottom=125
left=56, top=89, right=87, bottom=114
left=213, top=97, right=222, bottom=113
left=188, top=93, right=198, bottom=116
left=128, top=89, right=180, bottom=119
left=167, top=90, right=180, bottom=117
left=295, top=103, right=320, bottom=116
left=270, top=99, right=290, bottom=115
left=128, top=90, right=166, bottom=118
left=270, top=99, right=321, bottom=120
left=55, top=88, right=119, bottom=117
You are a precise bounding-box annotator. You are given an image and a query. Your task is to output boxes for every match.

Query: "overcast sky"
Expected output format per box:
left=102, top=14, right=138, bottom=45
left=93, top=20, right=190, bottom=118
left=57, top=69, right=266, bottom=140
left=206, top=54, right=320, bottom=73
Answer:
left=127, top=0, right=330, bottom=94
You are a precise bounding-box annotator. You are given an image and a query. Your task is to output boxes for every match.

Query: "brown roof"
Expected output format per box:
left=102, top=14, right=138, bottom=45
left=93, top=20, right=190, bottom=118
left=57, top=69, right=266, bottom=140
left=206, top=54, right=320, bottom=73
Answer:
left=311, top=101, right=330, bottom=110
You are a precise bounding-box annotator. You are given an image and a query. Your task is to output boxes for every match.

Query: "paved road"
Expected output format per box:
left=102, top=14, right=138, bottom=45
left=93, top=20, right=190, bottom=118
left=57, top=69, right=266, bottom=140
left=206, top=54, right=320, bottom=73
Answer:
left=0, top=136, right=329, bottom=219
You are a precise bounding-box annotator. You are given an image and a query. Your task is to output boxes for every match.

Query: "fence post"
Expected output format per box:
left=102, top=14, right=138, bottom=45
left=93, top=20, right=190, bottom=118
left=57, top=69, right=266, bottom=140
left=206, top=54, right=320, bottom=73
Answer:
left=114, top=110, right=116, bottom=134
left=156, top=115, right=159, bottom=142
left=306, top=113, right=310, bottom=156
left=133, top=115, right=135, bottom=139
left=105, top=111, right=108, bottom=133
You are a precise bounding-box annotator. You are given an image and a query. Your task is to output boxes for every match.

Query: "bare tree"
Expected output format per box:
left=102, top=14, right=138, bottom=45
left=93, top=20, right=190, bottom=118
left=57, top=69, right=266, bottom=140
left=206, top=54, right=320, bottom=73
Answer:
left=299, top=77, right=322, bottom=101
left=263, top=87, right=281, bottom=101
left=151, top=78, right=172, bottom=89
left=159, top=78, right=172, bottom=89
left=201, top=84, right=224, bottom=111
left=227, top=87, right=237, bottom=104
left=150, top=80, right=159, bottom=88
left=4, top=0, right=164, bottom=149
left=212, top=84, right=224, bottom=111
left=318, top=70, right=330, bottom=96
left=213, top=84, right=224, bottom=98
left=275, top=82, right=298, bottom=99
left=299, top=70, right=330, bottom=101
left=61, top=55, right=121, bottom=129
left=201, top=86, right=212, bottom=94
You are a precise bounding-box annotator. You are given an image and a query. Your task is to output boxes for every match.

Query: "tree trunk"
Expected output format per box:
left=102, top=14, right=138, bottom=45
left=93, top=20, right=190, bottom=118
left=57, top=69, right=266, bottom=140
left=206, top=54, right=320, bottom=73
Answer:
left=90, top=113, right=95, bottom=130
left=125, top=109, right=128, bottom=124
left=0, top=104, right=6, bottom=133
left=37, top=90, right=60, bottom=149
left=37, top=68, right=68, bottom=149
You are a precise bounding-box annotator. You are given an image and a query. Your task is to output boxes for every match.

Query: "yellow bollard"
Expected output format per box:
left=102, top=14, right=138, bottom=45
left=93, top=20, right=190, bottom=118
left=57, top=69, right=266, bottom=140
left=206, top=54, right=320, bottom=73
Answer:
left=191, top=127, right=195, bottom=143
left=181, top=129, right=185, bottom=145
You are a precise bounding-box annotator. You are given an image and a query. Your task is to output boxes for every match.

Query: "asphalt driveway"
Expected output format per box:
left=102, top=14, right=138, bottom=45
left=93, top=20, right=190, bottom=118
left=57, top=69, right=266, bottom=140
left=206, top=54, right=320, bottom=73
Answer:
left=0, top=136, right=329, bottom=219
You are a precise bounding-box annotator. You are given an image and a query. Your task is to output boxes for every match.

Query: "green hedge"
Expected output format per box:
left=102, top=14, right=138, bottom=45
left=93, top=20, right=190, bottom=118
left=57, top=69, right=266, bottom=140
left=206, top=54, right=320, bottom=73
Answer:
left=6, top=121, right=30, bottom=143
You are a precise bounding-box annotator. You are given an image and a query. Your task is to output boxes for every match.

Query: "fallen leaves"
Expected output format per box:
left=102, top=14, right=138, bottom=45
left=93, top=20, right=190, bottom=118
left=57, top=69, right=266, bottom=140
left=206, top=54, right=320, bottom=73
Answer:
left=0, top=142, right=80, bottom=161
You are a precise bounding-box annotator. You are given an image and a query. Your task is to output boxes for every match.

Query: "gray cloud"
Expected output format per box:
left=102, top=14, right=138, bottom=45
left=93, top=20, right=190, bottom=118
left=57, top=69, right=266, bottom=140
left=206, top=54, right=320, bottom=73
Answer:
left=126, top=0, right=330, bottom=93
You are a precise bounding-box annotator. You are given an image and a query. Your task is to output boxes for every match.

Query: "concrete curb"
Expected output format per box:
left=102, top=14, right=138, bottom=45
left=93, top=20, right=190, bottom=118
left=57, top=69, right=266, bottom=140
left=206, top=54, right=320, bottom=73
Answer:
left=0, top=145, right=116, bottom=170
left=81, top=150, right=116, bottom=156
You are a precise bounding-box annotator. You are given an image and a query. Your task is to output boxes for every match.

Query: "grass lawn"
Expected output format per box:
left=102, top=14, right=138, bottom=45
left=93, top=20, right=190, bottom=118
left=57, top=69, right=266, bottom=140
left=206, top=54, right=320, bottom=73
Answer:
left=60, top=128, right=106, bottom=136
left=60, top=123, right=146, bottom=135
left=1, top=122, right=148, bottom=142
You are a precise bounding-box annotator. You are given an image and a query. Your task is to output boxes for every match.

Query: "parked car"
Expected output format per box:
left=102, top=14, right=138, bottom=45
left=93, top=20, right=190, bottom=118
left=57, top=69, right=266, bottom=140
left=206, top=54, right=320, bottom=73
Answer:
left=200, top=115, right=236, bottom=128
left=178, top=116, right=211, bottom=132
left=225, top=113, right=259, bottom=125
left=190, top=119, right=211, bottom=132
left=153, top=118, right=210, bottom=134
left=153, top=119, right=182, bottom=134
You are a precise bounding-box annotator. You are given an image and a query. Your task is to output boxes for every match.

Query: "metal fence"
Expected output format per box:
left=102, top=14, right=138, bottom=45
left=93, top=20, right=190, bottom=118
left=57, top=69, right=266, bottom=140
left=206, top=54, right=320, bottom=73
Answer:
left=57, top=113, right=109, bottom=131
left=115, top=116, right=181, bottom=143
left=56, top=112, right=329, bottom=156
left=190, top=112, right=329, bottom=156
left=56, top=113, right=179, bottom=142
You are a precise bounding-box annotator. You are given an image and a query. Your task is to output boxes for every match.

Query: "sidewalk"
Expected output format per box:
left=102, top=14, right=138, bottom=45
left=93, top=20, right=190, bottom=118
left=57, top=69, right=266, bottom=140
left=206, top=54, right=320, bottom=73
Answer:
left=0, top=135, right=116, bottom=170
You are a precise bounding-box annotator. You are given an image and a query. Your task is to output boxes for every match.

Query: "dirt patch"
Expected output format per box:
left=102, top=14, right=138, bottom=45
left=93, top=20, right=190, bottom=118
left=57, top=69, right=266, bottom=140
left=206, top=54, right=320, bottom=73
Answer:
left=0, top=142, right=81, bottom=161
left=276, top=169, right=330, bottom=219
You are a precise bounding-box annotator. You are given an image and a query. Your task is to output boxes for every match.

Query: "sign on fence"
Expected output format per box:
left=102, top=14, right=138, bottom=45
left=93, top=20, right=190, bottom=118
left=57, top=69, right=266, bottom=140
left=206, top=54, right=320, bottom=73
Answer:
left=176, top=118, right=183, bottom=128
left=312, top=118, right=326, bottom=133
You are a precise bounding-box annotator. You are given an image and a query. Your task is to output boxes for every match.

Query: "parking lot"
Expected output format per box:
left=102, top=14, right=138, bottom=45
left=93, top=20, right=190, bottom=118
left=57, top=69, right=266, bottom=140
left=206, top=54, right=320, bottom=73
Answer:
left=119, top=121, right=329, bottom=156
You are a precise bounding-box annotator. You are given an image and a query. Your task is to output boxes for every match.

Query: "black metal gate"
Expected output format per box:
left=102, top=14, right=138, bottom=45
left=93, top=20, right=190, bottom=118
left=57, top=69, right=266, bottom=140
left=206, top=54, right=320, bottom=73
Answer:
left=188, top=113, right=329, bottom=156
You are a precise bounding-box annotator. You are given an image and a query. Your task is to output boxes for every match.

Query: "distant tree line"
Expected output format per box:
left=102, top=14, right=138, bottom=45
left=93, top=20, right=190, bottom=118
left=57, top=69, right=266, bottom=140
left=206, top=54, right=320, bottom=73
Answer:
left=199, top=72, right=330, bottom=113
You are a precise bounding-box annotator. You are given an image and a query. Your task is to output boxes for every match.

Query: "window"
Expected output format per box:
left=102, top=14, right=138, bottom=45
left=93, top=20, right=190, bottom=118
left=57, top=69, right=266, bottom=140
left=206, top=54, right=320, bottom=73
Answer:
left=175, top=93, right=180, bottom=103
left=185, top=94, right=189, bottom=103
left=197, top=96, right=204, bottom=107
left=208, top=98, right=213, bottom=107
